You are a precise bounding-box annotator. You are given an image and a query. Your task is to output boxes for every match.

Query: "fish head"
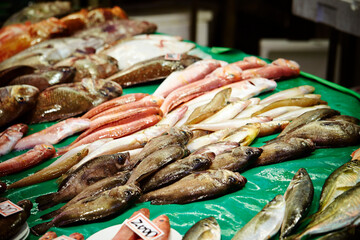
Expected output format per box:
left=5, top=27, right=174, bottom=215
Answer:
left=169, top=127, right=193, bottom=145
left=114, top=152, right=130, bottom=169
left=267, top=194, right=286, bottom=210
left=94, top=79, right=123, bottom=98
left=221, top=170, right=247, bottom=186
left=233, top=146, right=263, bottom=160
left=123, top=184, right=142, bottom=200
left=11, top=85, right=39, bottom=105
left=190, top=153, right=214, bottom=169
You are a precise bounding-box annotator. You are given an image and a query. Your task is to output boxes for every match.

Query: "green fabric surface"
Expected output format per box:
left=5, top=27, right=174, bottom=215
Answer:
left=1, top=44, right=360, bottom=240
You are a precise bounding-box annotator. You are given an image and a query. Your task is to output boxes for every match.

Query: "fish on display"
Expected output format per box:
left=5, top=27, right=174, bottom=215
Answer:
left=0, top=84, right=39, bottom=128
left=141, top=151, right=214, bottom=192
left=106, top=54, right=201, bottom=87
left=280, top=168, right=314, bottom=239
left=31, top=184, right=142, bottom=236
left=139, top=169, right=247, bottom=205
left=35, top=152, right=129, bottom=210
left=27, top=78, right=123, bottom=124
left=209, top=146, right=262, bottom=172
left=0, top=123, right=28, bottom=156
left=183, top=216, right=221, bottom=240
left=316, top=224, right=360, bottom=240
left=232, top=195, right=286, bottom=240
left=0, top=65, right=36, bottom=86
left=325, top=115, right=360, bottom=125
left=259, top=85, right=315, bottom=105
left=0, top=199, right=33, bottom=240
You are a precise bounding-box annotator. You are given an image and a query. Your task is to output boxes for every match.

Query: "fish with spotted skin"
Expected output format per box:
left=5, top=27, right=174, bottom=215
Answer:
left=183, top=217, right=221, bottom=240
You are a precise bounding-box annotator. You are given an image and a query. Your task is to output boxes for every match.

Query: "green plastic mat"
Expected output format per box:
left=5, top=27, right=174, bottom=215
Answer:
left=1, top=44, right=360, bottom=240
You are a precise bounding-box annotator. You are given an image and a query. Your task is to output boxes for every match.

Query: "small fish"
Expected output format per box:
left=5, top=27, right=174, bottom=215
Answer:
left=257, top=106, right=302, bottom=119
left=209, top=146, right=262, bottom=172
left=0, top=123, right=28, bottom=156
left=35, top=152, right=129, bottom=210
left=183, top=217, right=221, bottom=240
left=106, top=54, right=200, bottom=87
left=0, top=84, right=39, bottom=128
left=232, top=195, right=286, bottom=240
left=252, top=138, right=315, bottom=167
left=258, top=121, right=289, bottom=137
left=260, top=85, right=315, bottom=105
left=31, top=184, right=141, bottom=236
left=222, top=123, right=261, bottom=146
left=139, top=169, right=247, bottom=205
left=0, top=144, right=55, bottom=177
left=280, top=168, right=314, bottom=239
left=187, top=129, right=235, bottom=152
left=141, top=152, right=213, bottom=192
left=273, top=105, right=331, bottom=121
left=191, top=141, right=240, bottom=156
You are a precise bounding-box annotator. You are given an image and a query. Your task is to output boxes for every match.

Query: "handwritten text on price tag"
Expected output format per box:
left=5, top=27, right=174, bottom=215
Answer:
left=125, top=213, right=164, bottom=240
left=0, top=200, right=23, bottom=217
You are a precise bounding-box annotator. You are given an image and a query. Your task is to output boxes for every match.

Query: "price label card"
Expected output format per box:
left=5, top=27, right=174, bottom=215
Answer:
left=0, top=200, right=23, bottom=217
left=165, top=53, right=181, bottom=61
left=53, top=236, right=75, bottom=240
left=125, top=213, right=164, bottom=240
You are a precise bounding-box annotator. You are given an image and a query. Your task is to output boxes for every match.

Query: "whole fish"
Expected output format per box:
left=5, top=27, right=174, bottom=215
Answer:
left=284, top=120, right=360, bottom=148
left=0, top=123, right=27, bottom=156
left=318, top=159, right=360, bottom=212
left=183, top=217, right=221, bottom=240
left=31, top=184, right=141, bottom=236
left=292, top=183, right=360, bottom=239
left=325, top=114, right=360, bottom=125
left=40, top=171, right=131, bottom=220
left=222, top=123, right=261, bottom=146
left=8, top=148, right=89, bottom=189
left=0, top=144, right=55, bottom=177
left=141, top=152, right=213, bottom=192
left=0, top=84, right=39, bottom=128
left=35, top=152, right=129, bottom=210
left=209, top=146, right=262, bottom=172
left=14, top=118, right=91, bottom=150
left=0, top=199, right=33, bottom=240
left=280, top=168, right=314, bottom=239
left=232, top=195, right=286, bottom=240
left=139, top=169, right=247, bottom=204
left=187, top=129, right=236, bottom=152
left=191, top=141, right=240, bottom=156
left=252, top=138, right=315, bottom=167
left=127, top=145, right=190, bottom=184
left=28, top=78, right=123, bottom=123
left=273, top=105, right=331, bottom=121
left=258, top=121, right=289, bottom=137
left=259, top=85, right=315, bottom=105
left=201, top=100, right=250, bottom=124
left=106, top=54, right=200, bottom=87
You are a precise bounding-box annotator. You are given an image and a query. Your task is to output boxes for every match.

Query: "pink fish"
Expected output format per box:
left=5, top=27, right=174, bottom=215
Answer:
left=0, top=144, right=55, bottom=177
left=0, top=123, right=28, bottom=156
left=14, top=118, right=91, bottom=151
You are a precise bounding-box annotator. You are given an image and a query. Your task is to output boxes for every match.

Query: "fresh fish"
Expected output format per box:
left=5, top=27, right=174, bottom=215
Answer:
left=209, top=146, right=262, bottom=172
left=234, top=105, right=264, bottom=119
left=252, top=138, right=315, bottom=167
left=258, top=121, right=289, bottom=137
left=101, top=34, right=195, bottom=70
left=280, top=168, right=314, bottom=239
left=8, top=148, right=89, bottom=189
left=185, top=88, right=231, bottom=124
left=257, top=106, right=302, bottom=118
left=31, top=184, right=141, bottom=236
left=0, top=199, right=33, bottom=240
left=0, top=65, right=36, bottom=86
left=28, top=78, right=123, bottom=123
left=273, top=105, right=331, bottom=121
left=14, top=118, right=91, bottom=150
left=106, top=54, right=200, bottom=87
left=232, top=195, right=286, bottom=240
left=260, top=85, right=315, bottom=105
left=55, top=54, right=118, bottom=82
left=191, top=141, right=240, bottom=156
left=187, top=129, right=235, bottom=152
left=316, top=224, right=360, bottom=240
left=318, top=160, right=360, bottom=212
left=0, top=84, right=39, bottom=128
left=277, top=108, right=340, bottom=137
left=0, top=123, right=27, bottom=156
left=325, top=115, right=360, bottom=125
left=0, top=144, right=55, bottom=177
left=40, top=171, right=131, bottom=220
left=201, top=100, right=250, bottom=123
left=154, top=59, right=227, bottom=98
left=284, top=120, right=360, bottom=148
left=139, top=169, right=247, bottom=204
left=222, top=123, right=261, bottom=146
left=352, top=147, right=360, bottom=160
left=292, top=184, right=360, bottom=239
left=35, top=152, right=129, bottom=210
left=152, top=215, right=171, bottom=240
left=183, top=217, right=221, bottom=240
left=141, top=152, right=213, bottom=192
left=127, top=145, right=189, bottom=184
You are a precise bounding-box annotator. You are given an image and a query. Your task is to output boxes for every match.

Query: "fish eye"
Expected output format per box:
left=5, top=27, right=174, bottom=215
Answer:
left=100, top=89, right=109, bottom=96
left=16, top=96, right=25, bottom=103
left=228, top=176, right=236, bottom=182
left=245, top=149, right=254, bottom=155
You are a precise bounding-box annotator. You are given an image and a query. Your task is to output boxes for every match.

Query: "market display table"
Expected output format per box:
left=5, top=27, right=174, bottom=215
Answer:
left=1, top=44, right=360, bottom=240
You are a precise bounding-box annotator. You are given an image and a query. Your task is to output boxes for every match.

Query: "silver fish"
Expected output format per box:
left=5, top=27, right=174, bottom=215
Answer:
left=183, top=217, right=221, bottom=240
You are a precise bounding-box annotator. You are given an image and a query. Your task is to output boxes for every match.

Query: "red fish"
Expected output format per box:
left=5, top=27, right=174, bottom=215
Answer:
left=0, top=123, right=28, bottom=156
left=0, top=144, right=55, bottom=177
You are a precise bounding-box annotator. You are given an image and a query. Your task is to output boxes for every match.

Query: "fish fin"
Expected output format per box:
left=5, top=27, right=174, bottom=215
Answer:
left=336, top=186, right=354, bottom=192
left=36, top=192, right=57, bottom=210
left=40, top=209, right=60, bottom=220
left=30, top=221, right=53, bottom=236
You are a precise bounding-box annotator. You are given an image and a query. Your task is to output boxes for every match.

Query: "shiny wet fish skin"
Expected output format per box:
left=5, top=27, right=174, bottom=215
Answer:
left=183, top=217, right=221, bottom=240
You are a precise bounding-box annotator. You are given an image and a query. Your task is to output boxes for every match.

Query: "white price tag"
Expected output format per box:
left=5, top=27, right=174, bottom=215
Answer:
left=165, top=53, right=181, bottom=61
left=53, top=236, right=75, bottom=240
left=0, top=200, right=23, bottom=217
left=125, top=213, right=164, bottom=240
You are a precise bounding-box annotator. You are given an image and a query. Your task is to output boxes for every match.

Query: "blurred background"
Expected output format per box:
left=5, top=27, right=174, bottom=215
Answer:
left=1, top=0, right=359, bottom=91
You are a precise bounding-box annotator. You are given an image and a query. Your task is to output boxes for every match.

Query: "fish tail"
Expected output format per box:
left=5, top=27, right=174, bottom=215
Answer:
left=36, top=192, right=58, bottom=210
left=40, top=209, right=61, bottom=220
left=30, top=221, right=53, bottom=236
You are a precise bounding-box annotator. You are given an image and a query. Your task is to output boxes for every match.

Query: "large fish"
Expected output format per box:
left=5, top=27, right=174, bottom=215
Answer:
left=31, top=184, right=141, bottom=236
left=183, top=217, right=221, bottom=240
left=280, top=168, right=314, bottom=239
left=0, top=123, right=27, bottom=156
left=106, top=54, right=201, bottom=87
left=35, top=152, right=129, bottom=210
left=139, top=169, right=247, bottom=204
left=27, top=78, right=123, bottom=123
left=232, top=195, right=286, bottom=240
left=0, top=84, right=39, bottom=128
